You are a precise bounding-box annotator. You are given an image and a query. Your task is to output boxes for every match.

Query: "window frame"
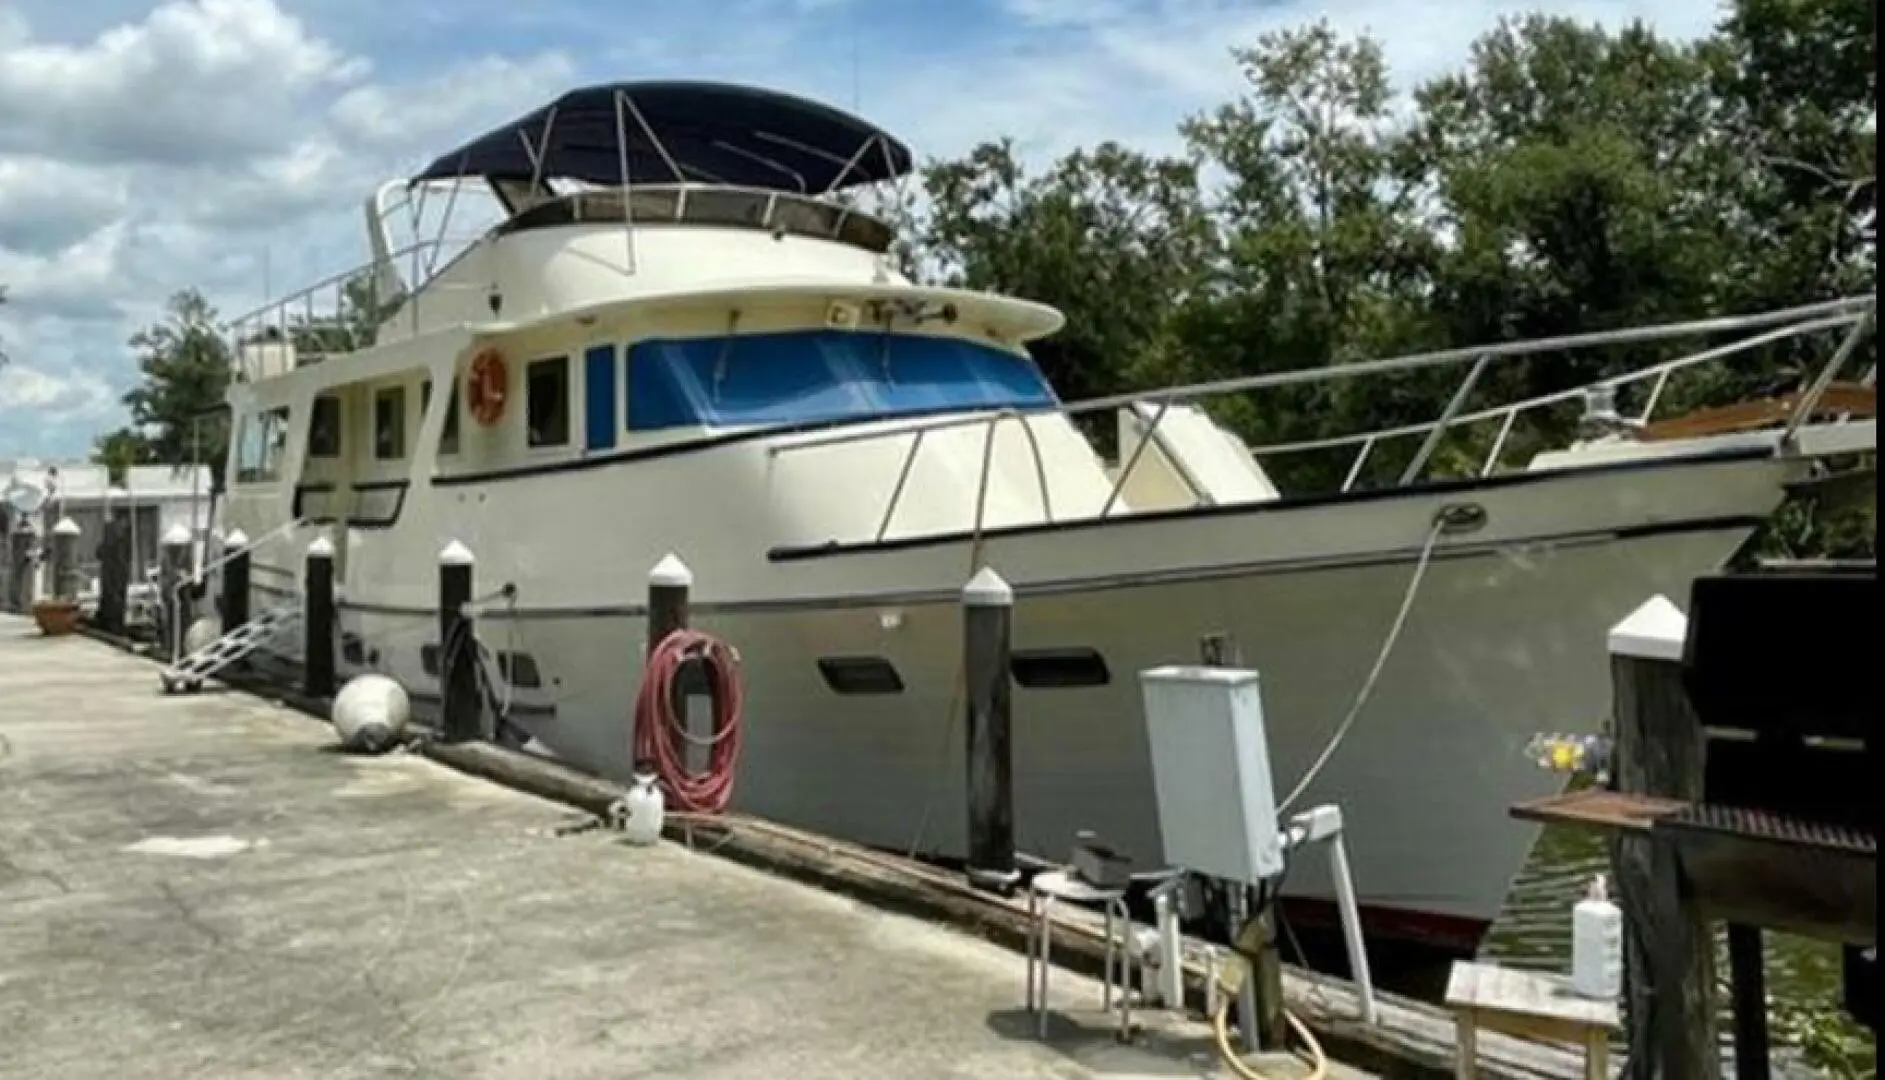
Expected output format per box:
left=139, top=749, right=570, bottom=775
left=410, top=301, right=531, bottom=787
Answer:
left=373, top=385, right=407, bottom=461
left=308, top=394, right=342, bottom=458
left=526, top=355, right=572, bottom=449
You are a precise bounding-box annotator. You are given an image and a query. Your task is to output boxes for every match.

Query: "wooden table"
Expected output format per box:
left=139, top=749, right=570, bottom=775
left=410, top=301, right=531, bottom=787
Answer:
left=1445, top=961, right=1620, bottom=1080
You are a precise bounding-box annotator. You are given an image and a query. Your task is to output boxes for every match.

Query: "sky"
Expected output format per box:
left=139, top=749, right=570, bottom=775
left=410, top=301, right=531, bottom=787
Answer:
left=0, top=0, right=1725, bottom=460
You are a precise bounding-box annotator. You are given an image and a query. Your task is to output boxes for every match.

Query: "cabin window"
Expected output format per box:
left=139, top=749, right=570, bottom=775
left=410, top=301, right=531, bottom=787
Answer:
left=374, top=385, right=406, bottom=460
left=625, top=330, right=1057, bottom=432
left=421, top=377, right=461, bottom=455
left=1011, top=647, right=1111, bottom=689
left=308, top=395, right=342, bottom=458
left=816, top=656, right=905, bottom=695
left=235, top=407, right=290, bottom=483
left=527, top=356, right=570, bottom=447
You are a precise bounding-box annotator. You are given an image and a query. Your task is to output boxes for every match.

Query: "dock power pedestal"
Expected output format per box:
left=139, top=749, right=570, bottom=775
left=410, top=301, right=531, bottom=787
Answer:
left=1140, top=666, right=1284, bottom=886
left=1139, top=664, right=1378, bottom=1032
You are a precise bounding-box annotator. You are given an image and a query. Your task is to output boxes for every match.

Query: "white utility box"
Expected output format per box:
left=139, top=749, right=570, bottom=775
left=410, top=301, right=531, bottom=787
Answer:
left=1138, top=665, right=1284, bottom=885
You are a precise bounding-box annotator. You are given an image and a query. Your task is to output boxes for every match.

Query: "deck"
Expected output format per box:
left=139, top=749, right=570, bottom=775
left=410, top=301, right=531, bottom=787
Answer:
left=0, top=614, right=1372, bottom=1080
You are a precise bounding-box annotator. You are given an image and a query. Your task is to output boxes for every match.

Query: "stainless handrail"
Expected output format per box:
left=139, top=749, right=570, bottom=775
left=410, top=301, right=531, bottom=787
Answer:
left=181, top=516, right=310, bottom=591
left=769, top=295, right=1874, bottom=459
left=869, top=410, right=1056, bottom=541
left=1247, top=311, right=1860, bottom=457
left=225, top=239, right=445, bottom=331
left=768, top=295, right=1873, bottom=538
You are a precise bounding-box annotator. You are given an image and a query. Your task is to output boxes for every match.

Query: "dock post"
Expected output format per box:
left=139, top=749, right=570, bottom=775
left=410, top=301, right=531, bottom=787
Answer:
left=647, top=554, right=691, bottom=655
left=304, top=535, right=337, bottom=699
left=1201, top=632, right=1285, bottom=1051
left=95, top=510, right=129, bottom=633
left=49, top=518, right=80, bottom=600
left=8, top=517, right=32, bottom=612
left=222, top=528, right=251, bottom=631
left=962, top=567, right=1017, bottom=893
left=438, top=540, right=482, bottom=742
left=160, top=524, right=194, bottom=661
left=1607, top=596, right=1717, bottom=1080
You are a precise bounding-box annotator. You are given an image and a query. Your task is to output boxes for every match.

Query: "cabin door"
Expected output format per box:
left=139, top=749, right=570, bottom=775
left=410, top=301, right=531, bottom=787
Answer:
left=583, top=344, right=617, bottom=454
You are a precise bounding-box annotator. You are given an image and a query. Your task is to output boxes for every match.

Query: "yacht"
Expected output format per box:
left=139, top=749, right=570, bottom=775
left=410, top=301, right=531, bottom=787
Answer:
left=202, top=80, right=1877, bottom=955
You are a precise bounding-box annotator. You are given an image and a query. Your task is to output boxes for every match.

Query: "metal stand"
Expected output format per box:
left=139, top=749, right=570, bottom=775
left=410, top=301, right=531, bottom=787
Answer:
left=1283, top=804, right=1378, bottom=1026
left=1025, top=870, right=1134, bottom=1041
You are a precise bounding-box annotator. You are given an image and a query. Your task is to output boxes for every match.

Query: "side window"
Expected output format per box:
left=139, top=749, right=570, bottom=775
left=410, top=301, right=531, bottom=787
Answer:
left=421, top=378, right=462, bottom=455
left=374, top=385, right=406, bottom=460
left=236, top=407, right=291, bottom=483
left=308, top=395, right=342, bottom=458
left=527, top=356, right=570, bottom=448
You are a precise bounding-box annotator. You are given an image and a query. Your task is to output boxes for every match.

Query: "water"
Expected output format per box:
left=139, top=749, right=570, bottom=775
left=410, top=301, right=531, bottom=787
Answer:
left=1481, top=823, right=1874, bottom=1078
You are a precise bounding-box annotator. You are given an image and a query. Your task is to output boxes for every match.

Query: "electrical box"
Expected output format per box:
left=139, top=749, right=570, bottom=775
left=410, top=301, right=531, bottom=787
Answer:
left=1138, top=665, right=1284, bottom=885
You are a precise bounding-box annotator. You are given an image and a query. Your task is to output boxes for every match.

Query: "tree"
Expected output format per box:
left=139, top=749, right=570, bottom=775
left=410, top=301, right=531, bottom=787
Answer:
left=91, top=289, right=233, bottom=490
left=912, top=139, right=1216, bottom=412
left=1179, top=23, right=1449, bottom=485
left=903, top=1, right=1873, bottom=514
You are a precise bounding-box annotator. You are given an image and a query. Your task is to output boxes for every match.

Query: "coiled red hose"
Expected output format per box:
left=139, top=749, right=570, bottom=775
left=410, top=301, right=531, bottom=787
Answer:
left=632, top=628, right=745, bottom=814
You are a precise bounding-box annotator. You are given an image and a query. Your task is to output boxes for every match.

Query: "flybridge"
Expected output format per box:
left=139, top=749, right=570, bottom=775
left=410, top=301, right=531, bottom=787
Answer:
left=221, top=80, right=928, bottom=381
left=407, top=80, right=916, bottom=199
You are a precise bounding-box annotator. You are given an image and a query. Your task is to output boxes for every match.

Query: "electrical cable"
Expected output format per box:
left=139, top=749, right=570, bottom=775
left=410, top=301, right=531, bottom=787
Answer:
left=1211, top=850, right=1327, bottom=1080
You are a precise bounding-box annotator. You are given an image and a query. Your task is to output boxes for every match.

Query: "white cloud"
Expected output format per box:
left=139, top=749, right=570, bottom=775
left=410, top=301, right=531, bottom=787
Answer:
left=0, top=0, right=364, bottom=166
left=0, top=0, right=573, bottom=453
left=0, top=0, right=1723, bottom=458
left=0, top=363, right=114, bottom=417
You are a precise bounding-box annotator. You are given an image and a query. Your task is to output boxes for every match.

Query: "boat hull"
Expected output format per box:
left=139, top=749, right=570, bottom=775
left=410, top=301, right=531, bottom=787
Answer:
left=294, top=449, right=1786, bottom=953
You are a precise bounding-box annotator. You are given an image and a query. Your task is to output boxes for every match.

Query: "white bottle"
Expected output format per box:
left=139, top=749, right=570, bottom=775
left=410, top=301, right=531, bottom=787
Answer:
left=1571, top=873, right=1624, bottom=999
left=617, top=767, right=666, bottom=847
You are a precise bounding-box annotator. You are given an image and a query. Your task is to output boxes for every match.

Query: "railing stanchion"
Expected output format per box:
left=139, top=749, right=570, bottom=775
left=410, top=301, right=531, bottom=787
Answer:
left=1481, top=409, right=1520, bottom=478
left=1783, top=311, right=1876, bottom=443
left=876, top=429, right=928, bottom=542
left=1342, top=436, right=1377, bottom=492
left=1100, top=400, right=1172, bottom=518
left=1400, top=353, right=1491, bottom=487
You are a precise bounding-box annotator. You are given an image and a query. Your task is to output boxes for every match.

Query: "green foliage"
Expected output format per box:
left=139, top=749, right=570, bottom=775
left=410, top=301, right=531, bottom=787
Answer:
left=907, top=0, right=1876, bottom=527
left=90, top=288, right=232, bottom=488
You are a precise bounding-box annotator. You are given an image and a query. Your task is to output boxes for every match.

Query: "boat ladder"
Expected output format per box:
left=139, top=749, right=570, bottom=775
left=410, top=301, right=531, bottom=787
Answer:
left=160, top=603, right=303, bottom=693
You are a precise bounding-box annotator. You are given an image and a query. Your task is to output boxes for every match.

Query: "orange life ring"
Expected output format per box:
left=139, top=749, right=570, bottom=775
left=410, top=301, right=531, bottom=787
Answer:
left=467, top=348, right=507, bottom=426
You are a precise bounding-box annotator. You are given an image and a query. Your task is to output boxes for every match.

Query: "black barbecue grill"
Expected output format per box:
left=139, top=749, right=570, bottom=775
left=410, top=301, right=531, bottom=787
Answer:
left=1514, top=564, right=1876, bottom=1079
left=1662, top=569, right=1877, bottom=948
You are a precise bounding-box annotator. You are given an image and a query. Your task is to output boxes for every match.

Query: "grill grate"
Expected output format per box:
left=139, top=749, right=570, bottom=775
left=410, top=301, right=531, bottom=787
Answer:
left=1659, top=802, right=1876, bottom=856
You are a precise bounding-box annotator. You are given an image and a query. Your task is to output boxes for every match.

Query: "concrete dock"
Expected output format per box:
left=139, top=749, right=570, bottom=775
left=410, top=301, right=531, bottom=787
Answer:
left=0, top=616, right=1347, bottom=1080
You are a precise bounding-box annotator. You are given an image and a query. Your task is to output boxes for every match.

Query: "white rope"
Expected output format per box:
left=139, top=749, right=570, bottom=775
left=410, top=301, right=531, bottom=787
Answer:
left=1277, top=513, right=1450, bottom=815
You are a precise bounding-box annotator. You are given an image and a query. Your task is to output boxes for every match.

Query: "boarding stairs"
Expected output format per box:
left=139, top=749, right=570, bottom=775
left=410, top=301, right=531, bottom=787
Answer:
left=159, top=603, right=302, bottom=693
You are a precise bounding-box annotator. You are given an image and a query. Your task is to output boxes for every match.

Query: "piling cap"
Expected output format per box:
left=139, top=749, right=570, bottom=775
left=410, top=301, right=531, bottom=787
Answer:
left=161, top=523, right=193, bottom=547
left=1588, top=874, right=1610, bottom=903
left=1607, top=594, right=1687, bottom=662
left=307, top=534, right=336, bottom=558
left=438, top=539, right=475, bottom=566
left=961, top=566, right=1013, bottom=607
left=648, top=553, right=693, bottom=588
left=224, top=527, right=250, bottom=547
left=52, top=517, right=81, bottom=536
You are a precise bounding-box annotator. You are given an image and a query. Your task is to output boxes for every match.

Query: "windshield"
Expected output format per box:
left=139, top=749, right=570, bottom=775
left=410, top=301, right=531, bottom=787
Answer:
left=625, top=330, right=1057, bottom=431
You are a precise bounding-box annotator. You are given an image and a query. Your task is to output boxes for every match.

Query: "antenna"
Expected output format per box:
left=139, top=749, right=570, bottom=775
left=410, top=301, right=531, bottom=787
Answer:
left=850, top=19, right=861, bottom=111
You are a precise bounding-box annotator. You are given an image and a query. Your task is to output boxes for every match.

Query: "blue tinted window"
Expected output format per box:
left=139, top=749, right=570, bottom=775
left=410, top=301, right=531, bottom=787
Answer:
left=626, top=330, right=1056, bottom=432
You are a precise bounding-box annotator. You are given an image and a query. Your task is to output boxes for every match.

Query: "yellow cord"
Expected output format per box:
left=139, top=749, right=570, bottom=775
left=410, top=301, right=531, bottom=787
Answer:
left=1210, top=972, right=1330, bottom=1080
